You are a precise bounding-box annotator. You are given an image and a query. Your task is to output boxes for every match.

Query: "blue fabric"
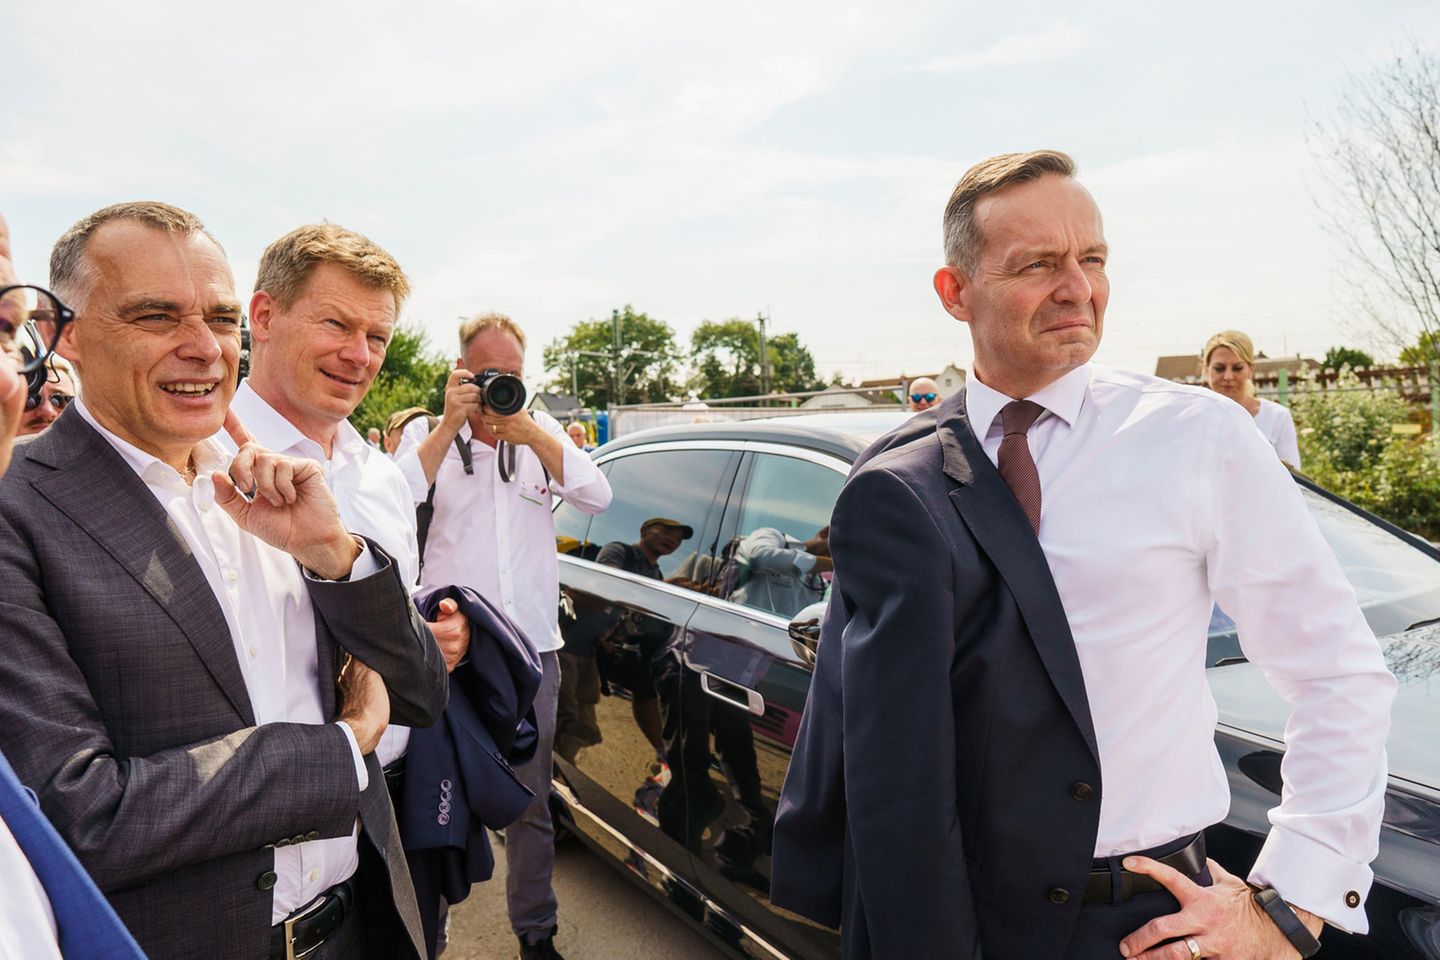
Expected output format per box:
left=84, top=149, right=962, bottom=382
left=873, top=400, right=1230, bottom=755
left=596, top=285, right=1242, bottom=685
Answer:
left=401, top=584, right=543, bottom=956
left=0, top=750, right=147, bottom=959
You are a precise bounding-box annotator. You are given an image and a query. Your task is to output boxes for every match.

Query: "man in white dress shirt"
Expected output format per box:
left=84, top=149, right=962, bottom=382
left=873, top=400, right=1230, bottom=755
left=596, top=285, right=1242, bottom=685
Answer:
left=395, top=312, right=612, bottom=960
left=773, top=152, right=1396, bottom=960
left=0, top=202, right=448, bottom=959
left=231, top=222, right=472, bottom=955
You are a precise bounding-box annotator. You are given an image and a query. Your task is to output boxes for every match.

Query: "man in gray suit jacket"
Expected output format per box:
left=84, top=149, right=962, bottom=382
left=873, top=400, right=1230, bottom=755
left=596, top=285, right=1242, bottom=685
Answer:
left=0, top=202, right=448, bottom=960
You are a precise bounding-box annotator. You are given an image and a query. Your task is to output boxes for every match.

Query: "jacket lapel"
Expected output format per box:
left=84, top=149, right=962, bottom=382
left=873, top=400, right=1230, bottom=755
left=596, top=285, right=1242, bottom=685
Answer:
left=26, top=412, right=256, bottom=725
left=937, top=392, right=1100, bottom=765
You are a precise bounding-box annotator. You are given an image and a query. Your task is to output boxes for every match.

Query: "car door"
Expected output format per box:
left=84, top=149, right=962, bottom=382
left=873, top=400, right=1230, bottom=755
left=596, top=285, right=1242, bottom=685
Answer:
left=550, top=442, right=743, bottom=918
left=675, top=444, right=850, bottom=959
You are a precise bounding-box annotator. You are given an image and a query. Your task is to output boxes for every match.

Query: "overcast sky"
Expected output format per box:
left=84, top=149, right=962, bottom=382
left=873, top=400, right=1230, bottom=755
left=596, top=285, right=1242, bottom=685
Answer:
left=7, top=0, right=1439, bottom=389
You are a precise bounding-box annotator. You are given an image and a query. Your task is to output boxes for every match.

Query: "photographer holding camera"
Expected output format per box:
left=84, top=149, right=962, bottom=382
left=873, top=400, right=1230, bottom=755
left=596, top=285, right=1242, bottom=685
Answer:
left=395, top=311, right=611, bottom=960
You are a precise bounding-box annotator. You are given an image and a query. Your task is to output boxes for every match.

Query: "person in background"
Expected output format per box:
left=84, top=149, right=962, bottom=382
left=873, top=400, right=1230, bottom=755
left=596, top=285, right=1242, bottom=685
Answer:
left=1202, top=330, right=1301, bottom=469
left=906, top=375, right=942, bottom=412
left=367, top=426, right=383, bottom=448
left=385, top=406, right=433, bottom=455
left=395, top=312, right=612, bottom=960
left=18, top=353, right=77, bottom=436
left=565, top=421, right=591, bottom=450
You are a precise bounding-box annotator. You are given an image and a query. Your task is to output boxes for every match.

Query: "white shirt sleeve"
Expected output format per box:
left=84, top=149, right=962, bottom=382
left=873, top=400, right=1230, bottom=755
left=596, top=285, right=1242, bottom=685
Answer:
left=332, top=722, right=370, bottom=791
left=537, top=414, right=612, bottom=514
left=393, top=417, right=436, bottom=505
left=1272, top=404, right=1301, bottom=471
left=1203, top=402, right=1395, bottom=932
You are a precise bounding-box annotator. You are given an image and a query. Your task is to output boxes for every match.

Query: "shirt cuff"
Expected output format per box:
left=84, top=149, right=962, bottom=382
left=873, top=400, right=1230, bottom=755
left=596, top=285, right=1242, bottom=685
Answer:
left=301, top=539, right=380, bottom=583
left=1248, top=825, right=1373, bottom=934
left=334, top=721, right=370, bottom=792
left=792, top=551, right=817, bottom=574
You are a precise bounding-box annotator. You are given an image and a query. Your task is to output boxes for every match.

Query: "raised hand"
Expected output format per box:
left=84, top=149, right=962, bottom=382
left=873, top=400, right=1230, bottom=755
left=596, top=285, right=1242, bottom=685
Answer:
left=211, top=409, right=360, bottom=580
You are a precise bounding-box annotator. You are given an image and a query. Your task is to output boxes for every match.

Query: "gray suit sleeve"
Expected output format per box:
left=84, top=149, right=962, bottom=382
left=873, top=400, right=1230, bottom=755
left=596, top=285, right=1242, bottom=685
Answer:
left=304, top=536, right=447, bottom=728
left=0, top=591, right=363, bottom=891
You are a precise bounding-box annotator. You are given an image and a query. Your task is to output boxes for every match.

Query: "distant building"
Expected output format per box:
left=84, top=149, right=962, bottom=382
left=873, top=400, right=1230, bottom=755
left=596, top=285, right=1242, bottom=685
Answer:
left=855, top=363, right=967, bottom=403
left=527, top=392, right=582, bottom=419
left=1155, top=354, right=1321, bottom=385
left=799, top=386, right=878, bottom=410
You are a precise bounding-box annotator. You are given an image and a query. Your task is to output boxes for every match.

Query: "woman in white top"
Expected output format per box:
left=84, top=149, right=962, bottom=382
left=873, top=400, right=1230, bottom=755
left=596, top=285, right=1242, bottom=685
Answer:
left=1202, top=330, right=1302, bottom=469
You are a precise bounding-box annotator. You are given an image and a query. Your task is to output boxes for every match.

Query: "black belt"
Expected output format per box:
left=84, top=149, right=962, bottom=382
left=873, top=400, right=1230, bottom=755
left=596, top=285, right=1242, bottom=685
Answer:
left=269, top=880, right=353, bottom=960
left=1083, top=833, right=1206, bottom=905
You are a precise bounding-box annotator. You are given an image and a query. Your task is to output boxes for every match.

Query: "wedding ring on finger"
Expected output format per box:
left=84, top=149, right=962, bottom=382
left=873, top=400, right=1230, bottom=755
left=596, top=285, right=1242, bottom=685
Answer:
left=1184, top=936, right=1203, bottom=960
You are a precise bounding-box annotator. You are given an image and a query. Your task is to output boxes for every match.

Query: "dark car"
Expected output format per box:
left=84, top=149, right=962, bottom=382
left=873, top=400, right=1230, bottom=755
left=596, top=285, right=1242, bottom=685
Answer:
left=548, top=412, right=1440, bottom=960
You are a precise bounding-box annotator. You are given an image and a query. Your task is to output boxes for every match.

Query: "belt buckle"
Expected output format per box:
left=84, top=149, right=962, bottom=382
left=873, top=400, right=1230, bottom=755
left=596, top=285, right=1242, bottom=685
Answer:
left=283, top=894, right=328, bottom=960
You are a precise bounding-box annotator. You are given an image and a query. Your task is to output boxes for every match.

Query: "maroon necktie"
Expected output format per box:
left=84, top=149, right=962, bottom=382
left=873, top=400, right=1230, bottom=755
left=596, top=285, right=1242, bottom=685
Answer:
left=998, top=400, right=1045, bottom=534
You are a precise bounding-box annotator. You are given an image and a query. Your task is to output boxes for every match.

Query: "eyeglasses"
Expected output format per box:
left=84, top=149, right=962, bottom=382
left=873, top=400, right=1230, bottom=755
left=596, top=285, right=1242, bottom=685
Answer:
left=0, top=285, right=77, bottom=384
left=910, top=392, right=938, bottom=403
left=25, top=391, right=74, bottom=413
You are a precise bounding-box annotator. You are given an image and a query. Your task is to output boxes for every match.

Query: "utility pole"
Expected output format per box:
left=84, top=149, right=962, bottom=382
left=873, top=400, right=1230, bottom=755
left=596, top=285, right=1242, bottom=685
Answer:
left=756, top=311, right=771, bottom=398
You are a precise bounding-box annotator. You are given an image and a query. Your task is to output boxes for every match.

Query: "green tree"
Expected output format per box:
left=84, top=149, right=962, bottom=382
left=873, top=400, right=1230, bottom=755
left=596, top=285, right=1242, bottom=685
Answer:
left=348, top=324, right=449, bottom=435
left=1292, top=370, right=1440, bottom=539
left=1320, top=346, right=1374, bottom=371
left=1399, top=331, right=1440, bottom=367
left=688, top=318, right=826, bottom=398
left=542, top=306, right=682, bottom=408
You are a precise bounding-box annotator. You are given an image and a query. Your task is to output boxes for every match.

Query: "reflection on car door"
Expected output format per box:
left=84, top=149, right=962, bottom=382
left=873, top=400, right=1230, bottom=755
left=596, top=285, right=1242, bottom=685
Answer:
left=551, top=445, right=741, bottom=924
left=675, top=447, right=848, bottom=959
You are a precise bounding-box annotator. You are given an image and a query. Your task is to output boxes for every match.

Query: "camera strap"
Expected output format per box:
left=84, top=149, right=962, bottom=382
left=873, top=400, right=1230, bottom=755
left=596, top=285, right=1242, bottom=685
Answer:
left=497, top=439, right=518, bottom=484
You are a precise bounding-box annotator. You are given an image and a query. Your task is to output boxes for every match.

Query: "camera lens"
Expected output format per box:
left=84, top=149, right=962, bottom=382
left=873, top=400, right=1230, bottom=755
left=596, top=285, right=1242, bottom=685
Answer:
left=481, top=372, right=527, bottom=416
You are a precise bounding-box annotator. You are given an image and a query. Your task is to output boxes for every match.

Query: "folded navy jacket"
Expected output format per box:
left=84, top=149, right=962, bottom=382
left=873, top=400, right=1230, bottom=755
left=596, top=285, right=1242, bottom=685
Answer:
left=401, top=583, right=543, bottom=939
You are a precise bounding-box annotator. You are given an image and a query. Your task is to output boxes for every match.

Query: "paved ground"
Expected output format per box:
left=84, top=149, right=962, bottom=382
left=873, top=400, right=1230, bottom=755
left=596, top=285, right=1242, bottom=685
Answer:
left=444, top=835, right=730, bottom=960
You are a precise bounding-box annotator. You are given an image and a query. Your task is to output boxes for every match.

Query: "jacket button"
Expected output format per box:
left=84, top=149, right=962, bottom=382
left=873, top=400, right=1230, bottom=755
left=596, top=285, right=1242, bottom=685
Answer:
left=257, top=870, right=278, bottom=891
left=305, top=831, right=320, bottom=842
left=1070, top=782, right=1093, bottom=801
left=1047, top=887, right=1070, bottom=904
left=274, top=838, right=290, bottom=848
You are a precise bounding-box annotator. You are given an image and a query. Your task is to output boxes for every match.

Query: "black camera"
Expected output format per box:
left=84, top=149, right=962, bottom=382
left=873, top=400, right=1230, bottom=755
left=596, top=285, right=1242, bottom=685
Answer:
left=464, top=369, right=527, bottom=416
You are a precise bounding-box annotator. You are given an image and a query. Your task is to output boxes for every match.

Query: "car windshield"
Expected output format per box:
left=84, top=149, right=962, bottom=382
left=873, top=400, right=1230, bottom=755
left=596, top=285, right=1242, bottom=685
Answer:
left=1208, top=486, right=1440, bottom=663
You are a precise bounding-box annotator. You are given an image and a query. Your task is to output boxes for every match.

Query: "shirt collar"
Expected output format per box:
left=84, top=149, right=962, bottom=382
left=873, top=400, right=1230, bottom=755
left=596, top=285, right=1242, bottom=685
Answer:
left=964, top=363, right=1093, bottom=437
left=73, top=396, right=232, bottom=489
left=231, top=380, right=369, bottom=467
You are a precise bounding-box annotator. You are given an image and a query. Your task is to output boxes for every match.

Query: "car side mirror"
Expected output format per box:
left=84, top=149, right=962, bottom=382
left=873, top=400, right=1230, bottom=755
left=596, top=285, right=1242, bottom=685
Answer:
left=788, top=616, right=820, bottom=667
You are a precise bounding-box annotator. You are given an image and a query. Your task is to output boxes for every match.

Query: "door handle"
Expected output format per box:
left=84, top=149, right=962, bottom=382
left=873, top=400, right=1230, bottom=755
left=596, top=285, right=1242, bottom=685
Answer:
left=787, top=617, right=820, bottom=667
left=699, top=671, right=765, bottom=717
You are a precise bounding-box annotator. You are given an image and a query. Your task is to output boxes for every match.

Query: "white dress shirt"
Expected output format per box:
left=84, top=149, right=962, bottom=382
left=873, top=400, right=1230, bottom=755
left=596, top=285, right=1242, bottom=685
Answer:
left=964, top=364, right=1395, bottom=933
left=228, top=382, right=420, bottom=768
left=395, top=411, right=612, bottom=653
left=1254, top=397, right=1302, bottom=469
left=74, top=399, right=375, bottom=924
left=0, top=816, right=60, bottom=960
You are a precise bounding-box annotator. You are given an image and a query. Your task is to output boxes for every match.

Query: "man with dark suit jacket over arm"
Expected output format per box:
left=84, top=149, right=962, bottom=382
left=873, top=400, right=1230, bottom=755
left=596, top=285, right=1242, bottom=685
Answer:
left=0, top=202, right=448, bottom=960
left=771, top=152, right=1396, bottom=960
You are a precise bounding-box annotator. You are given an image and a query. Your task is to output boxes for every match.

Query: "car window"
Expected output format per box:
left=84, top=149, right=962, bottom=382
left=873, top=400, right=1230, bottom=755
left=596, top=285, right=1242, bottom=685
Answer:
left=560, top=449, right=734, bottom=589
left=720, top=453, right=846, bottom=620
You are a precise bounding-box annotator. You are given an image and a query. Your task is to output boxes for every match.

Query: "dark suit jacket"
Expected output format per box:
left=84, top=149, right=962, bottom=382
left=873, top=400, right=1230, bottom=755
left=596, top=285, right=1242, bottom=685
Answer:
left=0, top=410, right=449, bottom=960
left=771, top=392, right=1104, bottom=959
left=0, top=749, right=147, bottom=959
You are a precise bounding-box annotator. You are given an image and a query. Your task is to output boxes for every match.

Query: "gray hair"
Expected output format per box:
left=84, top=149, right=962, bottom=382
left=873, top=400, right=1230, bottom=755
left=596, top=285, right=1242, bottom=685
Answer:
left=49, top=201, right=223, bottom=310
left=941, top=150, right=1077, bottom=272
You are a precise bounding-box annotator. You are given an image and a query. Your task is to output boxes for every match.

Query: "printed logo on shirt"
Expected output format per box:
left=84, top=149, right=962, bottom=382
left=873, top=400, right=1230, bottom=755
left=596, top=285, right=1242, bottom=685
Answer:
left=518, top=480, right=549, bottom=506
